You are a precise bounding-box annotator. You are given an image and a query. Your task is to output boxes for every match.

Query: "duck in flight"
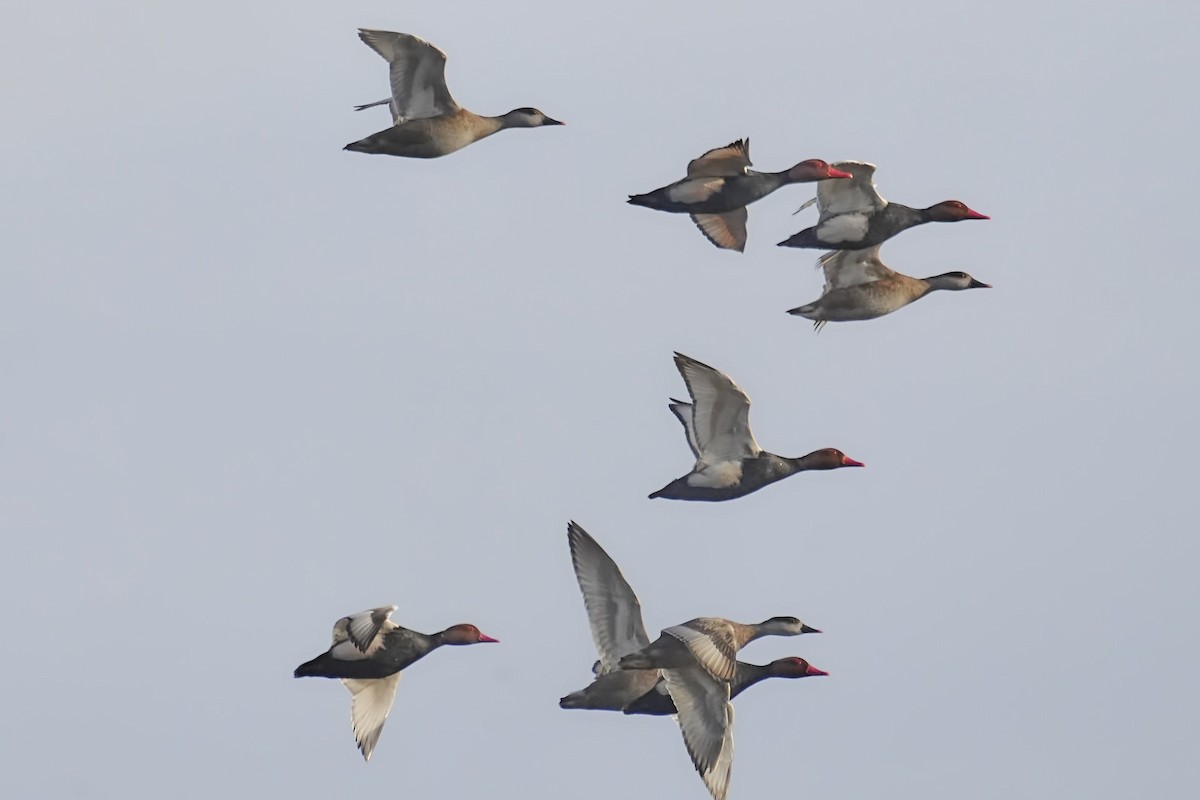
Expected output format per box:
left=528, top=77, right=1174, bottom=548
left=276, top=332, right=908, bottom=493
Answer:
left=788, top=245, right=992, bottom=331
left=294, top=606, right=497, bottom=761
left=628, top=139, right=851, bottom=251
left=777, top=160, right=988, bottom=250
left=649, top=353, right=864, bottom=501
left=616, top=615, right=821, bottom=800
left=558, top=522, right=826, bottom=800
left=345, top=29, right=563, bottom=158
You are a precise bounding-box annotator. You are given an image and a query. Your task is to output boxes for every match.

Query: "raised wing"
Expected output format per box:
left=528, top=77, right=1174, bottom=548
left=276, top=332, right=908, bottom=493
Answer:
left=672, top=353, right=761, bottom=464
left=817, top=245, right=894, bottom=292
left=687, top=139, right=751, bottom=178
left=338, top=605, right=399, bottom=652
left=343, top=672, right=402, bottom=763
left=668, top=399, right=701, bottom=459
left=358, top=29, right=460, bottom=123
left=567, top=522, right=650, bottom=672
left=815, top=161, right=886, bottom=216
left=690, top=209, right=749, bottom=252
left=662, top=668, right=735, bottom=800
left=665, top=620, right=739, bottom=682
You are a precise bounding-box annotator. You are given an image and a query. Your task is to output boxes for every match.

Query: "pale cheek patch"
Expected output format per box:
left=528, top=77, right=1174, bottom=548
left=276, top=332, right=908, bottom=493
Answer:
left=670, top=179, right=724, bottom=204
left=819, top=213, right=870, bottom=243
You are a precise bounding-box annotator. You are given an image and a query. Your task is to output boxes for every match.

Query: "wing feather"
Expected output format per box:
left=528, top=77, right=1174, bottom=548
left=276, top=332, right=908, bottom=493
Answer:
left=358, top=29, right=460, bottom=123
left=690, top=209, right=748, bottom=252
left=665, top=622, right=739, bottom=682
left=662, top=668, right=735, bottom=800
left=817, top=245, right=894, bottom=292
left=815, top=161, right=886, bottom=216
left=567, top=522, right=650, bottom=672
left=672, top=354, right=761, bottom=464
left=342, top=673, right=402, bottom=763
left=686, top=139, right=751, bottom=178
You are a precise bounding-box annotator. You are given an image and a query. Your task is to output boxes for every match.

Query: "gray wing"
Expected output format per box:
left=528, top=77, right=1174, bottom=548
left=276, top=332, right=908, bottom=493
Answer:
left=665, top=620, right=739, bottom=682
left=817, top=245, right=895, bottom=292
left=816, top=161, right=886, bottom=216
left=342, top=673, right=402, bottom=763
left=567, top=522, right=650, bottom=672
left=686, top=139, right=751, bottom=178
left=672, top=353, right=761, bottom=465
left=662, top=667, right=735, bottom=800
left=357, top=29, right=460, bottom=123
left=690, top=209, right=749, bottom=252
left=339, top=605, right=398, bottom=652
left=668, top=399, right=701, bottom=459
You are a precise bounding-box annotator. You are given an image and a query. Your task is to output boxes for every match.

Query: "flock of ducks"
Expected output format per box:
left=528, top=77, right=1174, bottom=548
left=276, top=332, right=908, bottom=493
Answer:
left=293, top=27, right=994, bottom=800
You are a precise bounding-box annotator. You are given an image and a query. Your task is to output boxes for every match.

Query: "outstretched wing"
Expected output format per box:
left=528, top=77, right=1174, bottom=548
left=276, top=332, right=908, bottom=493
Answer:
left=331, top=605, right=399, bottom=656
left=815, top=161, right=885, bottom=216
left=691, top=209, right=749, bottom=252
left=567, top=522, right=650, bottom=672
left=672, top=353, right=761, bottom=465
left=662, top=668, right=735, bottom=800
left=817, top=245, right=894, bottom=292
left=665, top=620, right=739, bottom=682
left=358, top=29, right=460, bottom=123
left=686, top=139, right=751, bottom=178
left=343, top=673, right=403, bottom=763
left=668, top=399, right=701, bottom=459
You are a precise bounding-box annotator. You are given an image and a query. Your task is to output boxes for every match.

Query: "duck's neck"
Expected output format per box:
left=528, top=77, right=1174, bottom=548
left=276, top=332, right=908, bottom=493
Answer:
left=477, top=115, right=510, bottom=136
left=910, top=278, right=940, bottom=300
left=731, top=662, right=771, bottom=695
left=885, top=203, right=928, bottom=230
left=784, top=453, right=825, bottom=472
left=417, top=629, right=446, bottom=653
left=744, top=620, right=783, bottom=644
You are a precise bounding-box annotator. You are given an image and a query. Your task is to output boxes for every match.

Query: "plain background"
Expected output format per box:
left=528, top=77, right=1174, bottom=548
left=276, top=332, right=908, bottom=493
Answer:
left=2, top=1, right=1197, bottom=797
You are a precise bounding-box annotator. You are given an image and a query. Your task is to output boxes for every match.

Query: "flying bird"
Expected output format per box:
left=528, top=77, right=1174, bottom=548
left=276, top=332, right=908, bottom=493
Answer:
left=345, top=29, right=563, bottom=158
left=788, top=245, right=992, bottom=331
left=559, top=523, right=825, bottom=800
left=649, top=353, right=864, bottom=501
left=616, top=616, right=821, bottom=800
left=627, top=139, right=850, bottom=251
left=294, top=606, right=497, bottom=762
left=777, top=161, right=988, bottom=250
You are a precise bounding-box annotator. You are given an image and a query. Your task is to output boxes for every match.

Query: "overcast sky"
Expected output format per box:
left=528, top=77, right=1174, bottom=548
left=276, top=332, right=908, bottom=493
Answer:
left=2, top=1, right=1197, bottom=798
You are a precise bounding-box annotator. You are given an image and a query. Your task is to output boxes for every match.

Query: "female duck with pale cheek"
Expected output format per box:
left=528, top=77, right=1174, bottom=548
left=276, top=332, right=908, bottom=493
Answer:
left=345, top=29, right=563, bottom=159
left=788, top=244, right=992, bottom=331
left=649, top=352, right=863, bottom=501
left=627, top=139, right=851, bottom=251
left=294, top=606, right=498, bottom=762
left=778, top=160, right=988, bottom=250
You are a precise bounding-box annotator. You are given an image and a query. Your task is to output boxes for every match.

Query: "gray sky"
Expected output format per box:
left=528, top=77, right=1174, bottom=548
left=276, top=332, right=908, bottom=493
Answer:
left=2, top=1, right=1197, bottom=797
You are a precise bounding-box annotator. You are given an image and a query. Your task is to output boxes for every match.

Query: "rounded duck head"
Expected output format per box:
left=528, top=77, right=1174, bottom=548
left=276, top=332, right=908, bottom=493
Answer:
left=927, top=271, right=992, bottom=291
left=806, top=448, right=865, bottom=470
left=787, top=159, right=853, bottom=183
left=759, top=616, right=822, bottom=635
left=502, top=107, right=564, bottom=127
left=442, top=624, right=500, bottom=644
left=925, top=200, right=989, bottom=222
left=769, top=657, right=829, bottom=678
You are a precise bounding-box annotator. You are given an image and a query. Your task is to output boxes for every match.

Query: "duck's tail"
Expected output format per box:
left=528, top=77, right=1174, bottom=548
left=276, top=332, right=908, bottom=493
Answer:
left=777, top=227, right=821, bottom=249
left=626, top=189, right=671, bottom=210
left=294, top=653, right=338, bottom=678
